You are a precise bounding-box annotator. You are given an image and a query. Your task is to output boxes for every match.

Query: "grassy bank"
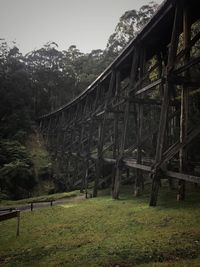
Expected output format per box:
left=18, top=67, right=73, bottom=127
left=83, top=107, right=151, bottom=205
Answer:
left=0, top=185, right=200, bottom=266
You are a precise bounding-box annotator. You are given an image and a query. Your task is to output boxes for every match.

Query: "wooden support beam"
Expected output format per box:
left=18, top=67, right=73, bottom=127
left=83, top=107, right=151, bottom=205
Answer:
left=135, top=46, right=146, bottom=196
left=174, top=57, right=200, bottom=75
left=175, top=31, right=200, bottom=62
left=165, top=171, right=200, bottom=184
left=135, top=104, right=144, bottom=196
left=113, top=47, right=140, bottom=199
left=155, top=126, right=200, bottom=171
left=46, top=117, right=52, bottom=147
left=111, top=71, right=120, bottom=194
left=93, top=72, right=115, bottom=197
left=135, top=78, right=162, bottom=96
left=124, top=160, right=151, bottom=172
left=178, top=4, right=191, bottom=201
left=150, top=1, right=182, bottom=206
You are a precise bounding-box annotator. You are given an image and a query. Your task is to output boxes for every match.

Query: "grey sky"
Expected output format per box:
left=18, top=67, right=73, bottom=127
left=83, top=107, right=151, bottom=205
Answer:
left=0, top=0, right=162, bottom=54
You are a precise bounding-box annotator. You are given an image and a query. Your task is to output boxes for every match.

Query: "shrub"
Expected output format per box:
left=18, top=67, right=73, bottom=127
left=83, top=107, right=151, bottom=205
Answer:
left=0, top=140, right=37, bottom=199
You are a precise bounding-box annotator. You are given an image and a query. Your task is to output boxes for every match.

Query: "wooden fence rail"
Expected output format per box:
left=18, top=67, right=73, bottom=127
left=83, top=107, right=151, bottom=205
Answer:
left=0, top=210, right=20, bottom=236
left=30, top=200, right=54, bottom=211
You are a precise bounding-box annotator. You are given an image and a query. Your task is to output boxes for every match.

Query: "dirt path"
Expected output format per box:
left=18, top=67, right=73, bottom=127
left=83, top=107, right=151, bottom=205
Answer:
left=0, top=195, right=85, bottom=213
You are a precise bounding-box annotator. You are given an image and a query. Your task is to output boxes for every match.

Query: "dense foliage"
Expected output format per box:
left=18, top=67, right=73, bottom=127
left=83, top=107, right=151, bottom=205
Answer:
left=0, top=140, right=36, bottom=199
left=0, top=2, right=158, bottom=199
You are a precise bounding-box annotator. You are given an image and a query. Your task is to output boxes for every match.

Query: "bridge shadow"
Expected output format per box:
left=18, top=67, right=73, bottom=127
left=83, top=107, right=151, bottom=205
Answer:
left=98, top=183, right=200, bottom=209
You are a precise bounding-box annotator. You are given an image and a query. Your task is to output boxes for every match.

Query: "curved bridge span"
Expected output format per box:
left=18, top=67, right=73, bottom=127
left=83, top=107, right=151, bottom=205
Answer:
left=39, top=0, right=200, bottom=206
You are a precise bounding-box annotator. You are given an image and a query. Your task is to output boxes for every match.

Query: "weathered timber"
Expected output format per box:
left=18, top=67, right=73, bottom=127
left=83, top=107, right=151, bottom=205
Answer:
left=150, top=1, right=182, bottom=206
left=124, top=160, right=152, bottom=172
left=93, top=72, right=116, bottom=197
left=0, top=210, right=20, bottom=236
left=178, top=4, right=190, bottom=201
left=175, top=30, right=200, bottom=62
left=174, top=56, right=200, bottom=75
left=135, top=79, right=162, bottom=96
left=39, top=0, right=200, bottom=206
left=113, top=47, right=140, bottom=199
left=165, top=171, right=200, bottom=184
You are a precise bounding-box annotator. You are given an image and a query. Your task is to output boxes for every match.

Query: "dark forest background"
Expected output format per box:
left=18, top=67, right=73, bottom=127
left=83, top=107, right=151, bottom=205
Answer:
left=0, top=2, right=159, bottom=199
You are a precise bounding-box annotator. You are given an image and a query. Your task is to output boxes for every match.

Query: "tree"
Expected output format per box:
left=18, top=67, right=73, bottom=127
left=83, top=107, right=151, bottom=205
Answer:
left=0, top=41, right=32, bottom=140
left=0, top=2, right=160, bottom=199
left=105, top=2, right=158, bottom=59
left=0, top=140, right=36, bottom=199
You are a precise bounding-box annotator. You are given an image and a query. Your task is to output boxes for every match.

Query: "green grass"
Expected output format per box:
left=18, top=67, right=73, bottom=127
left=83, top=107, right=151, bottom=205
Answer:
left=0, top=190, right=82, bottom=207
left=0, top=185, right=200, bottom=267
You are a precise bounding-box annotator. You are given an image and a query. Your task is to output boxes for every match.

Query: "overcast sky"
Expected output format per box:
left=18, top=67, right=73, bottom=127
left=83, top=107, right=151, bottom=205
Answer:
left=0, top=0, right=162, bottom=54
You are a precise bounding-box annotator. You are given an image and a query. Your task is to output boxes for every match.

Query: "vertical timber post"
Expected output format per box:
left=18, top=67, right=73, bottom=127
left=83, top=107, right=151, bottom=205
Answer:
left=93, top=72, right=115, bottom=197
left=16, top=210, right=20, bottom=237
left=135, top=47, right=146, bottom=196
left=111, top=71, right=120, bottom=196
left=113, top=47, right=140, bottom=199
left=149, top=1, right=183, bottom=206
left=177, top=3, right=190, bottom=201
left=134, top=103, right=144, bottom=196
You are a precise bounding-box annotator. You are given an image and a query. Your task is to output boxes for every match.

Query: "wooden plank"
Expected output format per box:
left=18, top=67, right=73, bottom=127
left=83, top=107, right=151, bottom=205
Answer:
left=130, top=99, right=162, bottom=105
left=135, top=79, right=162, bottom=96
left=0, top=211, right=19, bottom=221
left=141, top=2, right=173, bottom=41
left=165, top=171, right=200, bottom=184
left=150, top=1, right=182, bottom=207
left=154, top=126, right=200, bottom=172
left=0, top=208, right=16, bottom=212
left=102, top=143, right=113, bottom=153
left=84, top=159, right=89, bottom=198
left=174, top=56, right=200, bottom=75
left=95, top=110, right=105, bottom=117
left=103, top=158, right=116, bottom=164
left=129, top=62, right=160, bottom=93
left=168, top=74, right=200, bottom=87
left=135, top=44, right=146, bottom=196
left=135, top=103, right=144, bottom=196
left=176, top=31, right=200, bottom=62
left=113, top=47, right=140, bottom=199
left=93, top=72, right=116, bottom=197
left=124, top=160, right=151, bottom=172
left=113, top=71, right=120, bottom=159
left=178, top=4, right=191, bottom=201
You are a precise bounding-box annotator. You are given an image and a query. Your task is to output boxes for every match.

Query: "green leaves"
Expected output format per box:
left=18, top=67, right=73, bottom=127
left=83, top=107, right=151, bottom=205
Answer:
left=0, top=140, right=36, bottom=199
left=106, top=2, right=158, bottom=56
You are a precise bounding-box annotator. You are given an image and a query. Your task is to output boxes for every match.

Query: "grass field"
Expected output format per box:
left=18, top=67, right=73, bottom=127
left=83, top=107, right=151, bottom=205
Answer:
left=0, top=184, right=200, bottom=267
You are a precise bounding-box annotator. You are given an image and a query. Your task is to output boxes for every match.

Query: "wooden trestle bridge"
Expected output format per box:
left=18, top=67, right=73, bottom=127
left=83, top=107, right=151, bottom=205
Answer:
left=39, top=0, right=200, bottom=206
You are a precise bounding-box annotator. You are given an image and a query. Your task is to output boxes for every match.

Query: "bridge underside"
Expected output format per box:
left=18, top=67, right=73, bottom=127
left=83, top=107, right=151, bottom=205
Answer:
left=39, top=0, right=200, bottom=206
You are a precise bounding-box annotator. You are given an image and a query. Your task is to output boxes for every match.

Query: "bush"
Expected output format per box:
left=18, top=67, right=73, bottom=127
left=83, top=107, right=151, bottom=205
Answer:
left=0, top=140, right=37, bottom=199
